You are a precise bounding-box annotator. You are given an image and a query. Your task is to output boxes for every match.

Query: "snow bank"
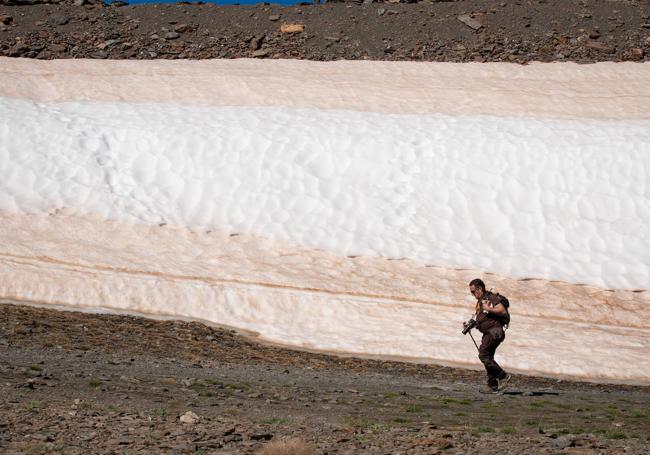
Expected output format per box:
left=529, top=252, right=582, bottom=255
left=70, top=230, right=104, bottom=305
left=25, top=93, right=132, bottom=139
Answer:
left=1, top=58, right=649, bottom=383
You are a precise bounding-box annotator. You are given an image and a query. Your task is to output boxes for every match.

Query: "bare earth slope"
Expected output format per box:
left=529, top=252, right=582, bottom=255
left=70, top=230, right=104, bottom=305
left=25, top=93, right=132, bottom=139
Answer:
left=0, top=0, right=649, bottom=62
left=2, top=303, right=650, bottom=454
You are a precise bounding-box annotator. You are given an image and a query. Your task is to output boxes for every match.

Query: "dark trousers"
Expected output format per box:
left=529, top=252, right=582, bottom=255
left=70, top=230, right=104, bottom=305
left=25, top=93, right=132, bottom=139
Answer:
left=478, top=326, right=506, bottom=387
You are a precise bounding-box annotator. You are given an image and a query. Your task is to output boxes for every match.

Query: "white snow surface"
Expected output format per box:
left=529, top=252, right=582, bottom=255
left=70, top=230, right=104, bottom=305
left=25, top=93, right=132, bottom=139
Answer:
left=1, top=97, right=649, bottom=289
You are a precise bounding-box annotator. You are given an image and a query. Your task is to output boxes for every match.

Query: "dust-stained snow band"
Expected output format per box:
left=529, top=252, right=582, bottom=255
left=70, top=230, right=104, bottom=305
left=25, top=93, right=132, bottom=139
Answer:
left=1, top=58, right=649, bottom=383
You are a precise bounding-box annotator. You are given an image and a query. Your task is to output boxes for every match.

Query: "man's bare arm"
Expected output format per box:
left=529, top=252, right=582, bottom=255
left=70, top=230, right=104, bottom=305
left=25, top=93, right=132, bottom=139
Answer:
left=482, top=301, right=507, bottom=316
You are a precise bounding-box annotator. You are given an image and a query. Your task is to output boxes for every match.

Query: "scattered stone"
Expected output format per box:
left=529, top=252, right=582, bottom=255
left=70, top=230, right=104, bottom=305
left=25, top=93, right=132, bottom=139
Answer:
left=457, top=14, right=483, bottom=31
left=9, top=43, right=29, bottom=56
left=269, top=14, right=280, bottom=21
left=0, top=15, right=12, bottom=25
left=585, top=40, right=615, bottom=53
left=165, top=32, right=180, bottom=40
left=174, top=23, right=190, bottom=33
left=90, top=51, right=108, bottom=59
left=73, top=0, right=86, bottom=5
left=249, top=35, right=264, bottom=51
left=47, top=43, right=67, bottom=52
left=588, top=30, right=600, bottom=39
left=552, top=435, right=576, bottom=449
left=49, top=15, right=70, bottom=26
left=642, top=23, right=650, bottom=29
left=179, top=411, right=200, bottom=424
left=97, top=39, right=120, bottom=50
left=623, top=47, right=644, bottom=61
left=280, top=23, right=305, bottom=34
left=250, top=432, right=273, bottom=441
left=377, top=8, right=385, bottom=16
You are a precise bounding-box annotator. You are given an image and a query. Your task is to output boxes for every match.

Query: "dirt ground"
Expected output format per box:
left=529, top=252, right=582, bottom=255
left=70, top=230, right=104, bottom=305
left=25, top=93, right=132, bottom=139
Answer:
left=1, top=303, right=649, bottom=454
left=1, top=0, right=649, bottom=62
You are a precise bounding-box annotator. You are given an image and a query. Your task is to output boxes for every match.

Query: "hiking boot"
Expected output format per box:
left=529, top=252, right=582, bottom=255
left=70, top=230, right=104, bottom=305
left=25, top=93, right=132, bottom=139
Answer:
left=498, top=373, right=512, bottom=391
left=481, top=386, right=499, bottom=394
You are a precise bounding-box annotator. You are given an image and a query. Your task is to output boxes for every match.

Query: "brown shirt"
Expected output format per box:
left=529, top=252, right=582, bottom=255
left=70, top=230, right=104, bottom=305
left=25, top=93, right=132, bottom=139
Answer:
left=475, top=291, right=508, bottom=333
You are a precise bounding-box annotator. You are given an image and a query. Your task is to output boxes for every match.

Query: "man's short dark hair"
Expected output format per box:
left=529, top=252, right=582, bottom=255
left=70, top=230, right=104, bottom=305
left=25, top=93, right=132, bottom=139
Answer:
left=469, top=278, right=485, bottom=290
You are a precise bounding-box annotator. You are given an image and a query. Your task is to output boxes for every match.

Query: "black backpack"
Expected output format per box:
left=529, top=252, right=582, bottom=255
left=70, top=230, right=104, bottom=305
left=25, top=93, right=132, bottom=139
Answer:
left=495, top=292, right=511, bottom=327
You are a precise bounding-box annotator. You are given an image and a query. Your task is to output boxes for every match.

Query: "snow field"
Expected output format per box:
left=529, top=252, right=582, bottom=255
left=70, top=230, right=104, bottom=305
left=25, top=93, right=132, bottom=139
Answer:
left=1, top=97, right=649, bottom=289
left=1, top=58, right=649, bottom=383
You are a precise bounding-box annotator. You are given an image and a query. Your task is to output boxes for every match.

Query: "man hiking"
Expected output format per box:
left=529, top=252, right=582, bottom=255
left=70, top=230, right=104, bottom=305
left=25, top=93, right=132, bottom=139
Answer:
left=467, top=278, right=512, bottom=393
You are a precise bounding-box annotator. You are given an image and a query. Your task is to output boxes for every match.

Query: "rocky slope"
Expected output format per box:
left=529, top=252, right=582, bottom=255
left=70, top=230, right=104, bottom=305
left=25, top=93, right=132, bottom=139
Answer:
left=1, top=0, right=648, bottom=62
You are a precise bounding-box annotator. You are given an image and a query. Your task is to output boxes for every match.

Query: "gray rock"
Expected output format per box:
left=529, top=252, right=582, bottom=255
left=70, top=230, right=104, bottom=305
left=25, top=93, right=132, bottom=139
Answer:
left=165, top=32, right=180, bottom=40
left=457, top=14, right=483, bottom=31
left=269, top=14, right=280, bottom=21
left=180, top=411, right=200, bottom=424
left=174, top=23, right=190, bottom=33
left=252, top=48, right=271, bottom=58
left=8, top=43, right=28, bottom=56
left=585, top=40, right=615, bottom=53
left=49, top=15, right=70, bottom=26
left=552, top=435, right=576, bottom=449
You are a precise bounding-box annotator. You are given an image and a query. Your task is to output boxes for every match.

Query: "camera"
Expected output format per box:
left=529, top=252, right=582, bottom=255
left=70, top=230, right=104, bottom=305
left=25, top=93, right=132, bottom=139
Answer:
left=462, top=316, right=477, bottom=335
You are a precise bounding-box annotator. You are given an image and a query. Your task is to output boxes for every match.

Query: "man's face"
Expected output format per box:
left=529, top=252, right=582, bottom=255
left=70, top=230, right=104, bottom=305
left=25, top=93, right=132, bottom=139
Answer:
left=469, top=285, right=484, bottom=300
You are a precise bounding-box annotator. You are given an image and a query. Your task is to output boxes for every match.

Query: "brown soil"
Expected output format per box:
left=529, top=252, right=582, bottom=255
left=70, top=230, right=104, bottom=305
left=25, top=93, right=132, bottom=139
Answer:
left=1, top=303, right=649, bottom=454
left=1, top=0, right=649, bottom=62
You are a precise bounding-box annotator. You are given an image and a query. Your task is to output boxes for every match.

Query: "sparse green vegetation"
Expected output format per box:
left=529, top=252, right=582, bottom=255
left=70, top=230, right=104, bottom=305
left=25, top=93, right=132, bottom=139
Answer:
left=405, top=404, right=424, bottom=413
left=224, top=382, right=250, bottom=391
left=151, top=407, right=167, bottom=417
left=29, top=364, right=43, bottom=372
left=343, top=415, right=376, bottom=429
left=441, top=397, right=471, bottom=405
left=393, top=417, right=411, bottom=424
left=260, top=417, right=290, bottom=425
left=88, top=378, right=102, bottom=388
left=24, top=444, right=49, bottom=455
left=529, top=400, right=547, bottom=409
left=26, top=401, right=40, bottom=412
left=605, top=429, right=627, bottom=440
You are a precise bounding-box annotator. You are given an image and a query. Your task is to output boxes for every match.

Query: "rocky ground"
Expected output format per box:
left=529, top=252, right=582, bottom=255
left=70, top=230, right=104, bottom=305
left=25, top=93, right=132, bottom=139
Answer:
left=0, top=0, right=649, bottom=62
left=1, top=303, right=649, bottom=454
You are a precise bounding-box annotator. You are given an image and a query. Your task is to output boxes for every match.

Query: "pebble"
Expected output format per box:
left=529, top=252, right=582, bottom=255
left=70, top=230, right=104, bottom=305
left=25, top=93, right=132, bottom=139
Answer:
left=49, top=15, right=70, bottom=26
left=179, top=411, right=200, bottom=424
